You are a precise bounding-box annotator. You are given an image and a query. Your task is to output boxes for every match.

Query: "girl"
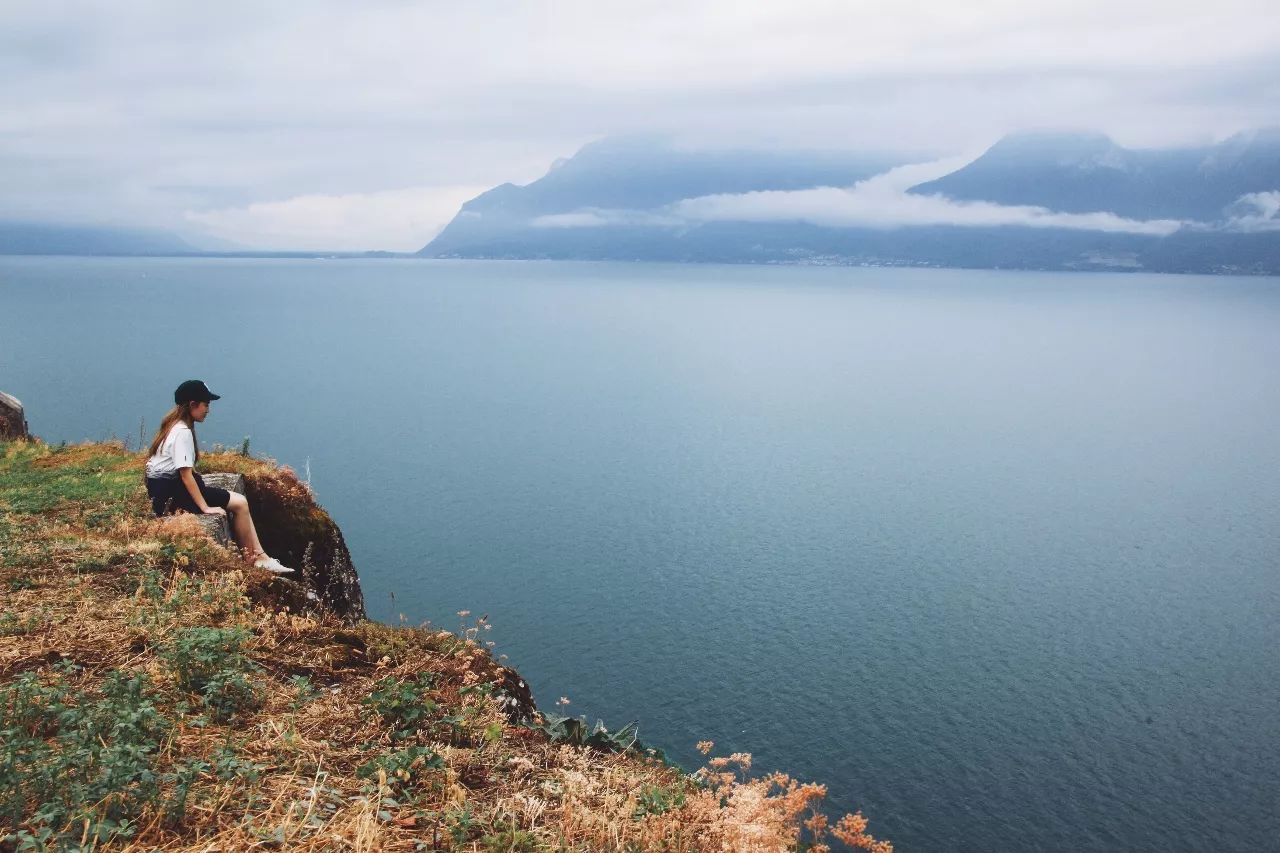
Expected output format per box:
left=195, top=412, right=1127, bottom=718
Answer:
left=144, top=379, right=293, bottom=574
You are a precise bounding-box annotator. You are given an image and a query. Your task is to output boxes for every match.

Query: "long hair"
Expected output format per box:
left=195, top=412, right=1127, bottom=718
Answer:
left=147, top=402, right=199, bottom=463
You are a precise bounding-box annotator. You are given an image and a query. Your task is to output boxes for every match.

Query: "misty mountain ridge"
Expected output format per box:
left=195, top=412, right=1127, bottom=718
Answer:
left=4, top=131, right=1277, bottom=273
left=908, top=128, right=1280, bottom=221
left=0, top=222, right=196, bottom=256
left=420, top=131, right=1280, bottom=274
left=433, top=136, right=912, bottom=253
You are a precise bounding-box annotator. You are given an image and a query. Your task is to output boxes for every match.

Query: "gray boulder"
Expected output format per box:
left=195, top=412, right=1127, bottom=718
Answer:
left=0, top=391, right=28, bottom=439
left=192, top=473, right=245, bottom=548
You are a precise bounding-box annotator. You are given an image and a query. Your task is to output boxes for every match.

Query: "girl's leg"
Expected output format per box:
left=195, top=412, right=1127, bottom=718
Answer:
left=226, top=492, right=266, bottom=559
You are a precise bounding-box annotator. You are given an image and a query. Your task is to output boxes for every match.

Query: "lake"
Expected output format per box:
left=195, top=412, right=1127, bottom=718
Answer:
left=2, top=256, right=1277, bottom=852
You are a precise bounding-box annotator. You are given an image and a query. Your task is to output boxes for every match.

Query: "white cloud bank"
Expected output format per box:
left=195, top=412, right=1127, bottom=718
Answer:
left=184, top=185, right=488, bottom=252
left=4, top=0, right=1280, bottom=250
left=1225, top=191, right=1280, bottom=232
left=534, top=158, right=1189, bottom=236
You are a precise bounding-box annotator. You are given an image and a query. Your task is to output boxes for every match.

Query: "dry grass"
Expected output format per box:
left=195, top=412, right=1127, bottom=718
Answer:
left=0, top=439, right=891, bottom=852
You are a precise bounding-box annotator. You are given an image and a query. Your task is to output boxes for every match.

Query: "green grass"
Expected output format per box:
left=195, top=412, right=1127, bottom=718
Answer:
left=0, top=441, right=146, bottom=522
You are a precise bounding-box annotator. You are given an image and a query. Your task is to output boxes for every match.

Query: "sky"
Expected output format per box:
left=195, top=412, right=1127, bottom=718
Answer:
left=2, top=0, right=1278, bottom=251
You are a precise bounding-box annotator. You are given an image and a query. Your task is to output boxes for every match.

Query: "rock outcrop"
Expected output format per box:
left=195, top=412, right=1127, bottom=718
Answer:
left=0, top=391, right=28, bottom=439
left=198, top=456, right=366, bottom=624
left=193, top=472, right=244, bottom=548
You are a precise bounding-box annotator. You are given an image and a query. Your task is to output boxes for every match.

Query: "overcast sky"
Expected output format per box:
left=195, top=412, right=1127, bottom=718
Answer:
left=2, top=1, right=1277, bottom=251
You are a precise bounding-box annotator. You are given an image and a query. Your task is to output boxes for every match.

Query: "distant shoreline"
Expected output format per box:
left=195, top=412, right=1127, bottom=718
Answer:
left=3, top=251, right=1277, bottom=277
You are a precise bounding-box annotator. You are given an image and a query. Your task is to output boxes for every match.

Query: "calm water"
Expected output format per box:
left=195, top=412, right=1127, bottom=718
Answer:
left=2, top=257, right=1278, bottom=852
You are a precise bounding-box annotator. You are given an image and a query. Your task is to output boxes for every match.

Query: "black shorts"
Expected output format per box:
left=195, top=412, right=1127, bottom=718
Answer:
left=144, top=472, right=232, bottom=517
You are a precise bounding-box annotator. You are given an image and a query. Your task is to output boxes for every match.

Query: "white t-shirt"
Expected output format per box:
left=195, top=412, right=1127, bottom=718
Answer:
left=145, top=422, right=196, bottom=478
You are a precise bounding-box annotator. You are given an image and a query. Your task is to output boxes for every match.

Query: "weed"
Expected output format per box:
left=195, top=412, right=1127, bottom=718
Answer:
left=0, top=442, right=143, bottom=518
left=288, top=674, right=319, bottom=710
left=159, top=627, right=261, bottom=721
left=363, top=674, right=438, bottom=739
left=0, top=542, right=51, bottom=572
left=0, top=608, right=47, bottom=637
left=480, top=824, right=538, bottom=851
left=0, top=666, right=169, bottom=848
left=72, top=555, right=112, bottom=573
left=132, top=567, right=247, bottom=630
left=444, top=804, right=479, bottom=846
left=457, top=610, right=495, bottom=650
left=534, top=714, right=644, bottom=755
left=633, top=784, right=686, bottom=819
left=135, top=565, right=168, bottom=604
left=357, top=746, right=445, bottom=801
left=209, top=743, right=263, bottom=783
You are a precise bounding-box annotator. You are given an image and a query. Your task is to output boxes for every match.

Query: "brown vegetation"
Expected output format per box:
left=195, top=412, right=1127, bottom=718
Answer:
left=0, top=439, right=891, bottom=851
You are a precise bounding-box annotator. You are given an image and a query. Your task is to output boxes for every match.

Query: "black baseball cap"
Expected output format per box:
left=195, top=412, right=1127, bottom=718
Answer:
left=174, top=379, right=221, bottom=405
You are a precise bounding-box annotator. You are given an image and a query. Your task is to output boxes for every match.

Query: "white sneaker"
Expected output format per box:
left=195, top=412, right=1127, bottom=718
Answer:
left=253, top=555, right=295, bottom=574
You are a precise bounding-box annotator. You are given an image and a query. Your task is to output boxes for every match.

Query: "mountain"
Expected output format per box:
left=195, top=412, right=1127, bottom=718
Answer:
left=908, top=129, right=1280, bottom=221
left=0, top=222, right=195, bottom=256
left=421, top=136, right=910, bottom=257
left=418, top=131, right=1280, bottom=274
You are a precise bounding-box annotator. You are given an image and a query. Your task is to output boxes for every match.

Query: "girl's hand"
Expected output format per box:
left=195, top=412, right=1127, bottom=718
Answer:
left=203, top=507, right=227, bottom=517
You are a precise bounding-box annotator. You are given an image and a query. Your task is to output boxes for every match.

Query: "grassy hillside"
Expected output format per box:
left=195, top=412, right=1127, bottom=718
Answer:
left=0, top=440, right=890, bottom=852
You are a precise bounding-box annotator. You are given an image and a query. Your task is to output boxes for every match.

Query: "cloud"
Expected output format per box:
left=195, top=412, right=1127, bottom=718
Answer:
left=183, top=185, right=488, bottom=251
left=536, top=158, right=1189, bottom=236
left=1, top=1, right=1277, bottom=247
left=1224, top=191, right=1280, bottom=232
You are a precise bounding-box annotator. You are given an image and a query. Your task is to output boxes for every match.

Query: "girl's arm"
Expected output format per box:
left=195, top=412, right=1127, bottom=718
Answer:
left=178, top=467, right=224, bottom=515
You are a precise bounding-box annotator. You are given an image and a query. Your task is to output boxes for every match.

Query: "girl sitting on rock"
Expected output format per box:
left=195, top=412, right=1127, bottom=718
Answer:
left=144, top=379, right=293, bottom=574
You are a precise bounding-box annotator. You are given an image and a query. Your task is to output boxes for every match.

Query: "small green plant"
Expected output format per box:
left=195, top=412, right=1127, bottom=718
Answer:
left=209, top=743, right=264, bottom=783
left=72, top=554, right=113, bottom=573
left=480, top=824, right=538, bottom=851
left=289, top=674, right=320, bottom=709
left=444, top=804, right=479, bottom=846
left=163, top=757, right=210, bottom=826
left=357, top=745, right=445, bottom=804
left=239, top=436, right=251, bottom=457
left=0, top=665, right=171, bottom=848
left=0, top=608, right=47, bottom=636
left=633, top=783, right=686, bottom=819
left=534, top=714, right=644, bottom=754
left=132, top=569, right=247, bottom=630
left=159, top=626, right=261, bottom=721
left=363, top=674, right=438, bottom=739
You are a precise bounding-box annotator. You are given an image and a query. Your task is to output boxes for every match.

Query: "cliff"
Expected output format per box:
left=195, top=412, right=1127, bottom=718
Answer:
left=0, top=437, right=890, bottom=852
left=194, top=456, right=367, bottom=624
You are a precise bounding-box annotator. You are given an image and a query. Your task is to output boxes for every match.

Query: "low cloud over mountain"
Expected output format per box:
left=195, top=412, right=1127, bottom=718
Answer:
left=534, top=158, right=1186, bottom=236
left=422, top=133, right=1280, bottom=274
left=1226, top=192, right=1280, bottom=233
